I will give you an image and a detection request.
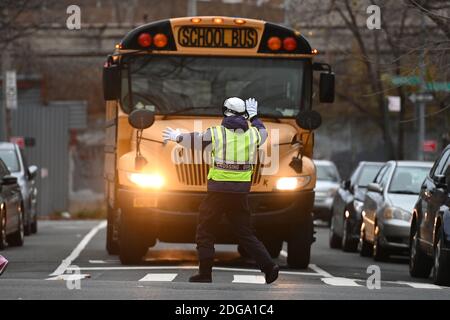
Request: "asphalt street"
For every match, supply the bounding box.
[0,220,449,300]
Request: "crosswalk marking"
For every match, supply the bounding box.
[232,275,266,284]
[396,281,442,289]
[321,277,362,287]
[139,273,178,282]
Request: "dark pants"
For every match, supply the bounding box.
[196,191,275,272]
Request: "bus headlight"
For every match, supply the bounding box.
[127,172,165,189]
[276,176,311,190]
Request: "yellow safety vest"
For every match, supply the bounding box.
[208,125,261,182]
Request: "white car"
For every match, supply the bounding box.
[313,160,341,224]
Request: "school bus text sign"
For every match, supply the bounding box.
[177,26,258,49]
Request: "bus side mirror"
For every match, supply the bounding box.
[128,109,155,129]
[295,110,322,130]
[103,64,121,100]
[319,72,335,103]
[313,62,335,103]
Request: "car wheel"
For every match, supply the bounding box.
[373,224,389,261]
[119,209,152,265]
[342,217,358,252]
[31,213,38,234]
[432,226,450,286]
[359,224,373,257]
[7,209,24,247]
[106,205,119,255]
[409,221,432,278]
[0,207,7,250]
[287,213,313,269]
[24,206,32,236]
[329,215,342,249]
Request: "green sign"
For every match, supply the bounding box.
[390,76,450,92]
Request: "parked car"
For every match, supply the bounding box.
[359,161,433,261]
[313,160,341,224]
[0,142,38,235]
[329,161,384,251]
[0,158,24,249]
[410,145,450,286]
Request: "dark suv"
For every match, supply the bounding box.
[409,144,450,286]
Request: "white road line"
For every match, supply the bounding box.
[280,250,332,277]
[309,264,333,278]
[321,277,362,287]
[233,275,266,284]
[396,281,442,289]
[49,220,107,276]
[89,259,120,264]
[139,273,178,282]
[46,274,91,281]
[66,265,322,276]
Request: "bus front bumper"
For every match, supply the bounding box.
[117,187,314,243]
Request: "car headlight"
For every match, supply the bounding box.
[127,172,165,189]
[276,176,311,191]
[353,200,364,213]
[383,207,411,221]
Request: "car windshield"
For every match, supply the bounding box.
[121,55,307,117]
[316,164,340,182]
[357,165,383,187]
[388,166,431,194]
[0,149,20,172]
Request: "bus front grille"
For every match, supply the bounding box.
[175,163,263,186]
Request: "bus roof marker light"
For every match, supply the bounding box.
[267,36,282,51]
[191,17,201,23]
[213,18,224,24]
[153,33,168,48]
[283,37,297,51]
[138,33,152,48]
[234,18,246,25]
[312,48,319,54]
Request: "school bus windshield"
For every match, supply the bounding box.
[121,55,307,118]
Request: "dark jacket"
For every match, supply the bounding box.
[177,116,267,193]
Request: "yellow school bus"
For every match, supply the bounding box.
[103,16,334,267]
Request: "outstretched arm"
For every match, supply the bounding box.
[162,127,212,151]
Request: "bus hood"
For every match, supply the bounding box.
[139,118,298,145]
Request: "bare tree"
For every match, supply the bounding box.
[289,0,448,159]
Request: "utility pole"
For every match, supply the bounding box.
[0,50,12,141]
[187,0,197,16]
[417,13,426,161]
[284,0,291,27]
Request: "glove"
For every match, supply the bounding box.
[162,127,181,143]
[245,98,258,119]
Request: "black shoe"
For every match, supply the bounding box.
[189,273,212,283]
[189,259,213,283]
[265,265,279,284]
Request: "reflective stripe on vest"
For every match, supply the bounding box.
[208,125,260,182]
